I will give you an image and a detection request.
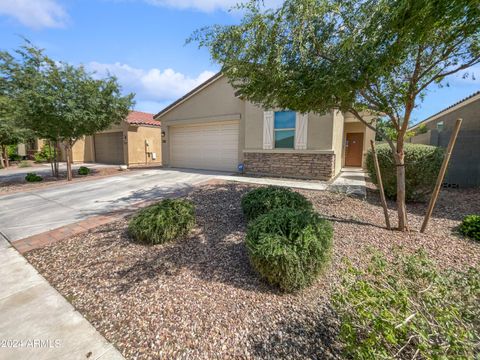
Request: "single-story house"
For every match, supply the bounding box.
[25,111,162,167]
[154,73,375,180]
[409,90,480,187]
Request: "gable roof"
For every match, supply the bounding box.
[153,72,224,119]
[126,111,161,127]
[410,90,480,130]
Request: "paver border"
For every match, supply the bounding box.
[10,179,220,254]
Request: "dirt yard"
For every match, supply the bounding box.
[25,182,480,359]
[0,166,124,195]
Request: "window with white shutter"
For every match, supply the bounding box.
[263,111,274,149]
[273,111,296,148]
[294,113,308,150]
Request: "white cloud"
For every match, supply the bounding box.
[0,0,68,29]
[144,0,283,12]
[146,0,238,12]
[88,62,216,112]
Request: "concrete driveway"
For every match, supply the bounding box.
[0,168,217,242]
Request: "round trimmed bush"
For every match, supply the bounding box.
[241,186,312,221]
[459,215,480,241]
[366,143,444,202]
[78,166,91,175]
[246,208,333,292]
[25,172,43,182]
[128,199,195,245]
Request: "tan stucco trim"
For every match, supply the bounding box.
[164,113,241,126]
[243,149,335,155]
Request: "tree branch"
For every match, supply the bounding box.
[415,57,480,96]
[348,107,396,153]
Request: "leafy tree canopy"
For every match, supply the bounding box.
[193,0,480,230]
[193,0,480,137]
[0,41,134,146]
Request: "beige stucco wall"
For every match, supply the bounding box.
[67,136,95,163]
[332,110,345,175]
[307,112,335,151]
[243,106,336,152]
[411,95,479,133]
[160,75,246,167]
[60,138,90,163]
[156,74,369,174]
[244,102,263,150]
[36,139,45,151]
[126,125,162,166]
[60,121,161,166]
[160,76,245,122]
[100,122,125,134]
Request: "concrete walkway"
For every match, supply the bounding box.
[0,237,124,360]
[218,174,329,191]
[328,168,367,198]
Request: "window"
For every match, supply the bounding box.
[437,121,444,131]
[274,111,295,148]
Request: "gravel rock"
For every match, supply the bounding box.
[26,182,480,359]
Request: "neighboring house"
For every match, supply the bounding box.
[154,73,375,180]
[25,111,162,167]
[409,90,480,187]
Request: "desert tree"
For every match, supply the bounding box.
[0,56,32,167]
[0,41,134,180]
[192,0,480,230]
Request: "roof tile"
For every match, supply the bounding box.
[126,111,161,127]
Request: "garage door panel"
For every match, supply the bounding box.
[170,122,239,172]
[94,132,124,165]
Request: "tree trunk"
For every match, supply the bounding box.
[54,142,59,177]
[48,141,55,177]
[1,145,9,168]
[395,141,408,231]
[65,143,73,181]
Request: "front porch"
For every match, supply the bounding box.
[341,113,376,170]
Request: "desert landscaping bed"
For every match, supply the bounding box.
[25,182,480,359]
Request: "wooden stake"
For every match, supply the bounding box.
[420,118,462,233]
[370,140,391,230]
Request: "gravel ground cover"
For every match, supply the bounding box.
[25,182,480,359]
[0,167,124,194]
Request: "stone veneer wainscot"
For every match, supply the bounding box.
[243,151,335,181]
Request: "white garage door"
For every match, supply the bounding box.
[170,121,239,172]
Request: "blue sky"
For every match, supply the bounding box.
[0,0,478,123]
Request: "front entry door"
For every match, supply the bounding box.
[345,132,364,167]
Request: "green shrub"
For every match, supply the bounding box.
[7,144,21,161]
[128,199,195,245]
[246,208,333,292]
[18,160,31,168]
[241,186,312,221]
[25,173,43,182]
[415,123,429,135]
[366,143,444,202]
[333,251,480,359]
[459,215,480,241]
[78,166,91,176]
[34,144,55,163]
